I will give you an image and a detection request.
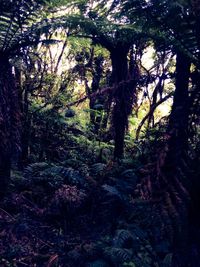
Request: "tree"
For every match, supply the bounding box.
[54,0,144,157]
[122,0,200,164]
[0,0,49,196]
[71,43,110,134]
[167,52,191,166]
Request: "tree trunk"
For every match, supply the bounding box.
[89,56,104,134]
[110,45,137,158]
[19,87,30,169]
[0,54,20,196]
[15,66,30,169]
[167,52,191,165]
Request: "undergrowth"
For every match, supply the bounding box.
[1,127,199,267]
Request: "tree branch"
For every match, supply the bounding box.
[65,78,137,108]
[136,93,173,140]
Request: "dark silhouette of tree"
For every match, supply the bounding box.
[167,52,191,167]
[0,0,48,196]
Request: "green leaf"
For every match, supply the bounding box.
[162,253,173,267]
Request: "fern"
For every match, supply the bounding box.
[161,253,173,267]
[130,225,147,240]
[101,172,138,203]
[113,230,135,248]
[85,259,110,267]
[0,0,47,53]
[104,247,133,263]
[121,169,137,179]
[115,177,138,195]
[23,163,87,189]
[41,166,86,187]
[91,163,106,176]
[102,184,124,200]
[23,162,49,178]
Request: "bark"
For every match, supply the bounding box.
[136,93,173,140]
[167,52,191,165]
[0,54,20,196]
[110,45,137,158]
[17,67,30,169]
[19,88,30,169]
[89,56,104,134]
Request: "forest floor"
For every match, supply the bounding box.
[0,160,200,267]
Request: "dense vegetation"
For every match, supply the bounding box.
[0,0,200,266]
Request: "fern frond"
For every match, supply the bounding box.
[24,162,49,178]
[85,259,110,267]
[113,229,135,248]
[23,163,87,189]
[104,247,133,263]
[102,184,124,200]
[162,253,173,267]
[0,0,47,53]
[91,163,106,175]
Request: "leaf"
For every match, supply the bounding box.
[93,104,104,110]
[24,162,49,178]
[113,229,134,248]
[123,262,136,267]
[47,254,58,267]
[162,253,173,267]
[130,225,148,239]
[91,163,106,175]
[85,259,110,267]
[102,184,123,200]
[104,247,133,263]
[121,169,138,180]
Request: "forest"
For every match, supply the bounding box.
[0,0,200,266]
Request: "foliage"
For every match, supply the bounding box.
[22,162,88,195]
[1,1,200,267]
